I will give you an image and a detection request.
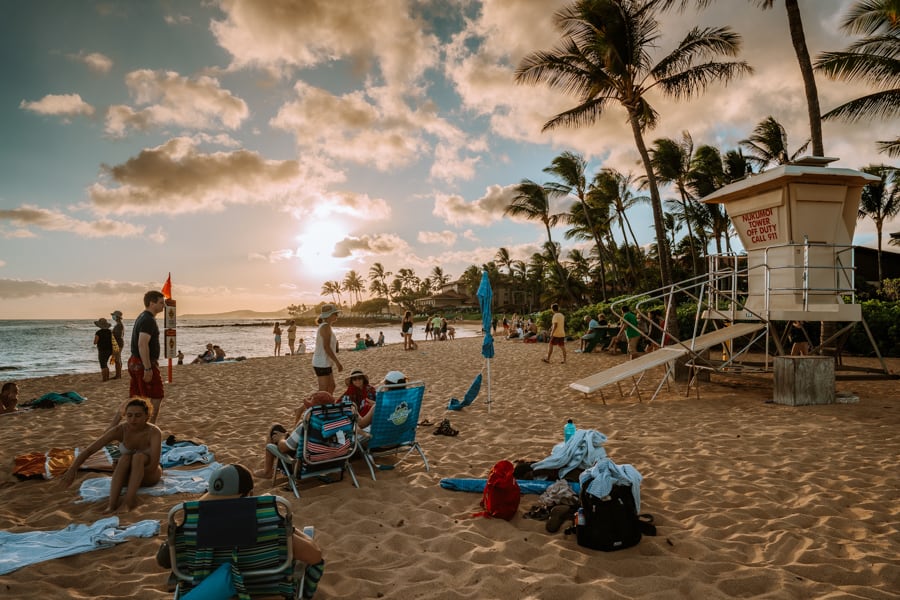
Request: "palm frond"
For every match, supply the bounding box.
[653,61,752,100]
[877,137,900,156]
[841,0,900,35]
[822,89,900,121]
[651,26,744,80]
[815,50,900,86]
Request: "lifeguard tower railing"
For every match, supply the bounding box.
[607,240,888,377]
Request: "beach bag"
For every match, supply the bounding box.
[474,460,520,520]
[574,482,654,551]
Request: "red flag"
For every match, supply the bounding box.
[161,273,172,299]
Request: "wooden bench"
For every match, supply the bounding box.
[569,347,687,403]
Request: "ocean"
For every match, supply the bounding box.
[0,319,478,382]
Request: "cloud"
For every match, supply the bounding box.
[164,14,192,25]
[0,278,169,300]
[417,230,457,246]
[332,234,410,258]
[19,94,95,118]
[67,51,114,74]
[0,205,149,239]
[210,0,438,88]
[432,184,519,226]
[88,137,307,215]
[105,70,249,136]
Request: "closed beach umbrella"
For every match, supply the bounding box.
[477,270,494,411]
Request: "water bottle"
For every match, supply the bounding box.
[564,419,576,442]
[576,507,585,527]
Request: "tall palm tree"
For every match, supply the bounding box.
[368,263,392,301]
[859,165,900,285]
[320,281,339,305]
[589,168,646,284]
[648,132,700,273]
[430,266,450,292]
[515,0,750,288]
[665,0,825,156]
[689,143,732,254]
[495,247,515,276]
[342,270,365,307]
[740,116,810,170]
[563,189,614,297]
[815,0,900,157]
[505,179,578,303]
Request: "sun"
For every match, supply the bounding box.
[295,219,350,281]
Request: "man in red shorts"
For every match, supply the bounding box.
[542,303,567,364]
[126,290,166,424]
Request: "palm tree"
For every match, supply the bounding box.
[505,179,578,303]
[589,168,646,284]
[740,116,810,170]
[515,0,750,288]
[689,143,732,254]
[320,281,339,305]
[815,0,900,157]
[495,248,515,276]
[648,132,700,273]
[368,262,392,302]
[342,270,365,307]
[562,189,614,297]
[665,0,825,156]
[430,266,450,293]
[859,165,900,285]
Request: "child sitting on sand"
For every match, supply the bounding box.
[59,397,162,512]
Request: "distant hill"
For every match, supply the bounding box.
[180,308,292,320]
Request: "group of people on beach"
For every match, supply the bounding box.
[91,310,125,381]
[273,319,305,356]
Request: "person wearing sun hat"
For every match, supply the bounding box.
[340,369,377,427]
[159,464,326,598]
[110,310,125,379]
[92,317,114,381]
[312,304,343,394]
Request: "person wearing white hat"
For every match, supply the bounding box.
[312,304,343,394]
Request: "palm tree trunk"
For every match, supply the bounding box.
[785,0,824,157]
[677,185,699,274]
[876,220,884,285]
[628,110,674,287]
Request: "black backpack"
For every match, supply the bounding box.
[574,481,656,551]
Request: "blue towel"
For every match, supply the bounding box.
[579,458,643,512]
[0,517,159,575]
[447,374,482,411]
[531,429,608,478]
[440,477,580,495]
[78,462,221,502]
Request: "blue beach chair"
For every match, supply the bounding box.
[362,381,429,480]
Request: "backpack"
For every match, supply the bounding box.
[574,481,655,551]
[474,460,521,520]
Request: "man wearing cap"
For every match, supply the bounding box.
[92,317,114,381]
[110,310,125,379]
[312,304,343,394]
[161,464,325,598]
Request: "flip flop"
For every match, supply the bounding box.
[418,418,435,427]
[433,419,459,436]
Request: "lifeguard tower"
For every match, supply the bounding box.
[569,158,891,405]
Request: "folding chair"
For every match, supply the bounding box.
[362,381,429,480]
[266,401,361,498]
[167,495,307,599]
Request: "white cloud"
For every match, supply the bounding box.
[164,14,192,25]
[417,230,458,246]
[332,234,410,258]
[0,205,148,239]
[105,70,249,136]
[432,184,519,226]
[19,94,95,118]
[67,51,114,74]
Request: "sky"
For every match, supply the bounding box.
[0,0,896,319]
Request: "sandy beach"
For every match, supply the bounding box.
[1,336,898,599]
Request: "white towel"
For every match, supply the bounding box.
[0,517,159,575]
[78,462,221,502]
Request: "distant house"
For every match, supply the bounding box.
[414,277,536,313]
[854,245,900,284]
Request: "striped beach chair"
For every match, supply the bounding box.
[167,495,304,599]
[362,381,429,480]
[266,401,361,498]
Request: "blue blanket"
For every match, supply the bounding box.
[440,478,580,495]
[20,391,86,408]
[0,517,159,575]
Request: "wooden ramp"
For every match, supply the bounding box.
[569,347,687,403]
[679,322,766,353]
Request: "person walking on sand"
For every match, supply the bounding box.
[312,304,343,394]
[93,317,114,382]
[110,310,125,379]
[123,290,166,425]
[273,322,282,356]
[287,319,297,355]
[542,303,567,364]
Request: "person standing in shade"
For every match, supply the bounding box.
[125,290,166,424]
[287,319,297,355]
[110,310,125,379]
[542,303,567,364]
[312,304,343,394]
[93,317,114,381]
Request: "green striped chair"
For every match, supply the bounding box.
[167,495,303,599]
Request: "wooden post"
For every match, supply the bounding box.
[773,356,834,406]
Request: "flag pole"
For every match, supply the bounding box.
[162,273,174,383]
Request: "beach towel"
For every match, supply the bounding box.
[531,429,608,478]
[447,373,482,411]
[439,478,580,495]
[0,517,159,575]
[20,391,86,409]
[78,462,222,503]
[160,441,214,468]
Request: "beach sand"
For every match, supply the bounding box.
[1,336,898,599]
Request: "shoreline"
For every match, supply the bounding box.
[2,338,898,598]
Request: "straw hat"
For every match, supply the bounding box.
[94,318,111,329]
[345,369,370,387]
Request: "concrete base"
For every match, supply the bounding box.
[773,356,835,406]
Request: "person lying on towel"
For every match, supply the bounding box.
[59,398,162,512]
